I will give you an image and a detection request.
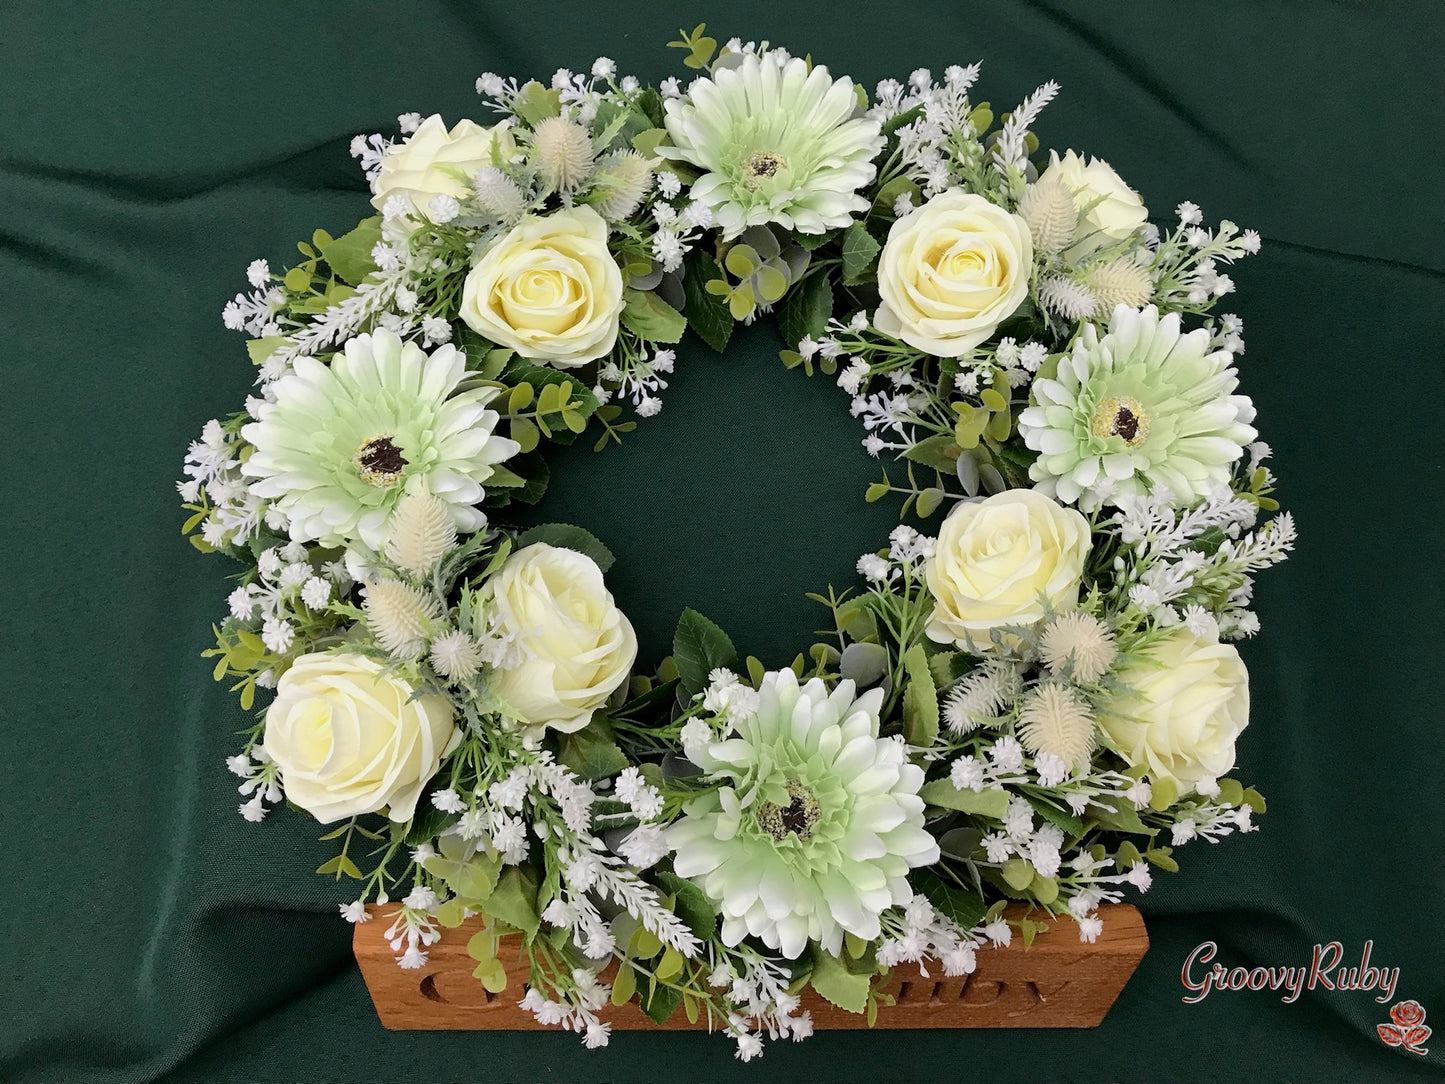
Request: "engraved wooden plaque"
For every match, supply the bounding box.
[354,902,1147,1030]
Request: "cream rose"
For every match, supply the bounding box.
[459,206,624,368]
[1040,149,1149,258]
[371,114,514,220]
[480,543,637,733]
[874,189,1033,357]
[925,489,1091,650]
[260,652,459,824]
[1098,629,1249,790]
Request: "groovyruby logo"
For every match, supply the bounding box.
[1378,1001,1431,1057]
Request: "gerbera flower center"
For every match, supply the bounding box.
[756,778,820,841]
[741,150,786,190]
[355,435,409,486]
[1090,396,1150,447]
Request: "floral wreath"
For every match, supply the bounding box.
[180,27,1293,1059]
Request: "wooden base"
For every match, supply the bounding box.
[354,903,1147,1030]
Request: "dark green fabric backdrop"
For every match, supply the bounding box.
[3,2,1442,1081]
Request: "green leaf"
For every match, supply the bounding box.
[655,871,717,938]
[423,850,501,901]
[500,361,600,421]
[916,487,945,518]
[245,336,285,366]
[631,126,669,157]
[777,272,833,350]
[509,416,540,454]
[1242,786,1267,814]
[795,228,840,251]
[682,256,734,353]
[904,433,960,472]
[318,217,381,286]
[672,608,739,695]
[483,867,539,936]
[873,175,921,215]
[840,222,882,285]
[919,780,1010,819]
[315,854,362,880]
[556,724,630,782]
[466,929,498,962]
[1089,796,1155,836]
[1001,857,1035,891]
[808,947,870,1014]
[1029,799,1085,840]
[1149,775,1180,811]
[405,801,460,847]
[1145,846,1180,873]
[639,979,685,1025]
[486,464,527,488]
[516,523,614,572]
[864,482,889,503]
[513,81,562,125]
[655,946,684,981]
[912,869,987,930]
[610,963,637,1005]
[900,643,939,747]
[473,956,508,993]
[621,287,687,343]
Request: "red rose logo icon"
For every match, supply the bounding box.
[1379,1001,1430,1056]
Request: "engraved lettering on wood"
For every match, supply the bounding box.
[354,902,1147,1030]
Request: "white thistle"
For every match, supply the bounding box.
[474,167,528,222]
[1037,273,1099,320]
[1083,258,1155,313]
[588,151,654,221]
[384,490,458,576]
[429,629,485,682]
[1018,175,1077,255]
[362,578,439,658]
[1016,684,1096,765]
[532,117,595,192]
[1039,612,1117,682]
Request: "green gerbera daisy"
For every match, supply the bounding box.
[660,52,884,238]
[1018,304,1257,510]
[242,329,518,550]
[668,668,939,959]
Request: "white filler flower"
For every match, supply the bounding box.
[660,53,883,237]
[242,329,519,550]
[1018,304,1257,509]
[669,669,939,959]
